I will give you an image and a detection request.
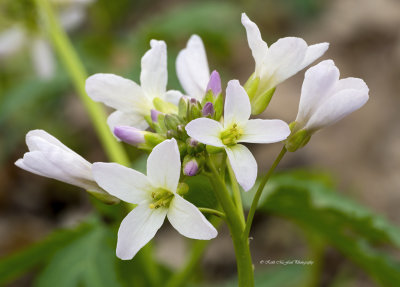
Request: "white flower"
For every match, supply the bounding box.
[15,130,118,204]
[185,80,290,191]
[0,0,93,79]
[176,35,210,101]
[241,13,329,99]
[92,139,217,260]
[295,60,369,132]
[0,26,26,58]
[86,40,183,132]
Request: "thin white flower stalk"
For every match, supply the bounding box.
[92,139,217,260]
[241,13,329,114]
[0,0,93,79]
[86,40,184,133]
[176,35,211,101]
[15,130,119,204]
[186,80,290,191]
[286,60,369,151]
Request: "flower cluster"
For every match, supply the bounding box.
[16,13,369,260]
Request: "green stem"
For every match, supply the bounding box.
[166,217,222,287]
[35,0,129,166]
[220,152,227,178]
[198,208,226,219]
[303,231,325,287]
[243,146,287,240]
[205,154,254,287]
[227,159,245,228]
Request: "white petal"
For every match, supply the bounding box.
[16,149,97,191]
[296,60,339,125]
[224,80,251,127]
[241,119,290,143]
[167,194,217,240]
[117,204,167,260]
[300,42,329,71]
[165,90,184,106]
[185,118,224,147]
[26,130,73,153]
[261,37,308,88]
[92,162,151,204]
[31,38,55,79]
[241,13,268,75]
[147,139,181,192]
[176,35,210,101]
[0,26,25,57]
[333,77,369,95]
[24,135,90,172]
[85,73,149,113]
[15,158,47,177]
[305,89,369,131]
[140,40,167,99]
[107,111,148,135]
[225,144,257,191]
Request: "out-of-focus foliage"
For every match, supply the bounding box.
[0,219,95,285]
[245,171,400,286]
[3,169,400,286]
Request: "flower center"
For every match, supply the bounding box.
[149,188,174,209]
[220,123,243,146]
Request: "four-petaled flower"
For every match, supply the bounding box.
[241,13,329,114]
[295,60,369,132]
[86,40,183,132]
[185,80,290,191]
[15,130,118,204]
[92,139,217,260]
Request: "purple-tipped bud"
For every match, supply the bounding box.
[190,97,198,104]
[183,160,199,176]
[114,126,144,146]
[202,102,215,117]
[206,70,222,95]
[151,109,162,122]
[188,138,198,147]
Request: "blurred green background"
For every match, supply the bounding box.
[1,0,400,286]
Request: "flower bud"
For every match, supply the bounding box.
[188,138,198,147]
[213,92,223,121]
[178,96,190,119]
[114,126,145,146]
[114,126,165,150]
[186,137,204,155]
[206,70,222,96]
[189,98,202,120]
[151,109,163,123]
[183,159,199,176]
[164,114,183,131]
[202,102,215,117]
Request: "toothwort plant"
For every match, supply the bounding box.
[16,12,369,287]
